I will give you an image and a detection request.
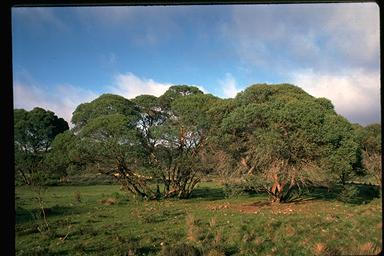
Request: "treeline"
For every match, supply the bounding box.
[14,84,381,202]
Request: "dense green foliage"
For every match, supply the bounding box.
[14,107,69,184]
[45,131,84,178]
[14,108,69,153]
[15,83,379,203]
[71,94,153,197]
[71,94,139,132]
[158,85,204,110]
[354,123,382,187]
[210,84,360,202]
[69,86,216,199]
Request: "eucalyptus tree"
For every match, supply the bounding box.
[14,107,69,230]
[132,85,219,198]
[71,93,139,132]
[158,85,204,111]
[131,94,166,156]
[14,107,69,184]
[153,92,220,198]
[71,94,155,198]
[71,88,217,199]
[45,130,85,179]
[204,98,238,180]
[216,84,360,203]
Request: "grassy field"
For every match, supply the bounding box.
[15,182,382,255]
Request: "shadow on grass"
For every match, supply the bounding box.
[220,182,381,206]
[140,208,186,224]
[135,246,159,255]
[189,187,226,201]
[188,182,380,205]
[16,204,83,224]
[305,183,380,205]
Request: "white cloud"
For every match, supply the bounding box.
[218,73,240,98]
[289,69,380,125]
[221,3,380,125]
[109,72,172,99]
[224,3,379,73]
[195,85,209,94]
[324,3,380,67]
[110,72,209,99]
[13,82,98,126]
[13,72,210,127]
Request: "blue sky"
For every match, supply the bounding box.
[12,3,380,126]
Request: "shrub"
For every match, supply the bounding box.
[223,183,246,198]
[61,173,118,186]
[338,184,380,204]
[337,185,360,204]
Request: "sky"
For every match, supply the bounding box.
[12,3,380,126]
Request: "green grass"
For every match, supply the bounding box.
[15,182,382,255]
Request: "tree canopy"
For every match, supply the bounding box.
[14,107,69,154]
[354,123,381,187]
[211,84,360,202]
[71,94,139,132]
[14,107,69,184]
[15,83,372,203]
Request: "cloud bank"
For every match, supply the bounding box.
[218,73,241,98]
[109,72,172,99]
[14,72,209,126]
[224,3,379,73]
[14,82,98,126]
[109,72,209,99]
[222,3,380,124]
[13,72,173,125]
[12,4,380,125]
[289,69,380,125]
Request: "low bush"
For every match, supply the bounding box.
[59,173,118,186]
[223,182,247,198]
[338,184,380,204]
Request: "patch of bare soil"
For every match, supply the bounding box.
[230,201,270,214]
[100,197,117,205]
[210,199,319,215]
[207,201,271,214]
[208,203,231,211]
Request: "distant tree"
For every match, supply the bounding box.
[14,108,69,154]
[355,123,381,187]
[14,107,69,184]
[216,84,359,203]
[14,107,68,231]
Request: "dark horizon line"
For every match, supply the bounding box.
[10,0,378,8]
